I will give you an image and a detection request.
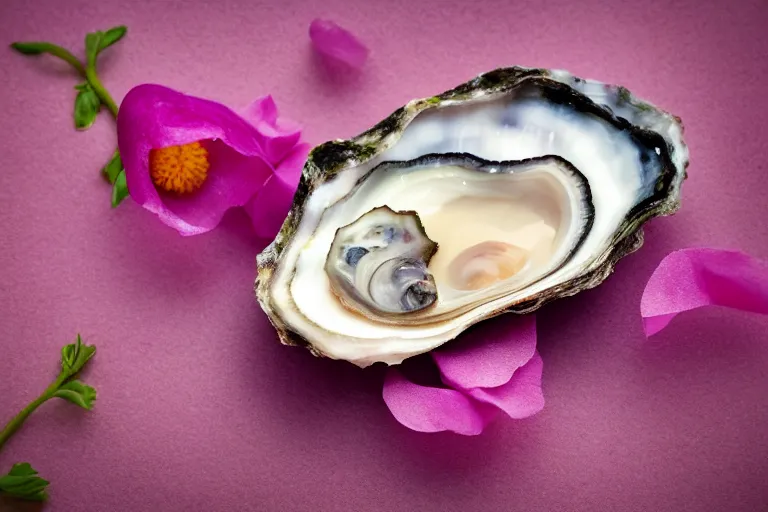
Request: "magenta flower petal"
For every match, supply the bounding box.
[467,353,545,419]
[382,367,495,436]
[117,84,276,235]
[244,95,279,125]
[641,247,768,336]
[432,315,537,389]
[242,95,302,165]
[161,140,273,233]
[244,143,310,240]
[309,19,369,69]
[383,314,544,435]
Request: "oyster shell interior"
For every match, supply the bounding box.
[321,154,593,325]
[256,68,689,367]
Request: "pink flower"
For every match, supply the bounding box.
[383,315,544,435]
[117,84,308,237]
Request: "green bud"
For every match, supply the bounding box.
[73,82,101,130]
[111,170,129,208]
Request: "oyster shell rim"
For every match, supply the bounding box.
[254,66,689,363]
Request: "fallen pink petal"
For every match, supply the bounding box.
[382,315,544,435]
[309,19,369,68]
[432,315,537,389]
[641,247,768,336]
[467,353,545,419]
[382,369,494,436]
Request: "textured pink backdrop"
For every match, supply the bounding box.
[1,0,768,510]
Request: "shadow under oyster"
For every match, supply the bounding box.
[255,66,689,368]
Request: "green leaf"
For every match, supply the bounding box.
[99,26,127,51]
[111,170,129,208]
[84,31,103,65]
[60,334,96,379]
[54,380,97,410]
[73,82,101,130]
[9,42,47,55]
[102,150,123,184]
[0,463,49,501]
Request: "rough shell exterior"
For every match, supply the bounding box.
[255,66,689,360]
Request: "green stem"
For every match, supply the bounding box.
[12,42,86,76]
[85,66,118,119]
[12,41,119,120]
[0,373,66,453]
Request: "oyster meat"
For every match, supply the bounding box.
[256,67,689,367]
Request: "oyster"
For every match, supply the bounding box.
[256,67,689,368]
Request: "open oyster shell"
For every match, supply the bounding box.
[256,67,689,368]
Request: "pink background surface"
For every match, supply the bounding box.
[1,0,768,510]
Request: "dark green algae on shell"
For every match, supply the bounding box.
[254,66,690,359]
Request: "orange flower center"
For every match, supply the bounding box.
[149,142,210,194]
